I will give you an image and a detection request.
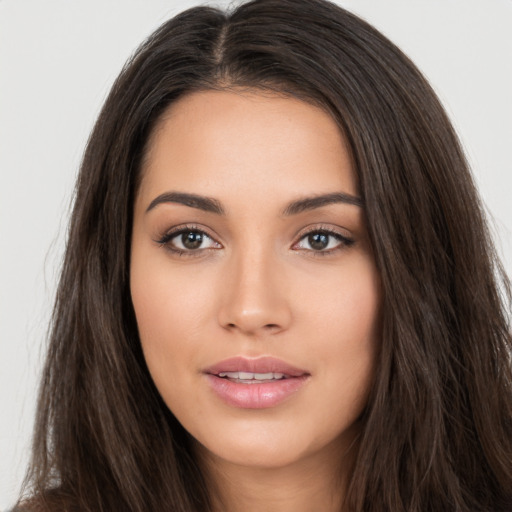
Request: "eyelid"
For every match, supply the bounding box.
[292,224,355,253]
[153,222,354,257]
[154,224,222,255]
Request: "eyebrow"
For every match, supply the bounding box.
[282,192,363,215]
[145,190,363,215]
[146,192,225,215]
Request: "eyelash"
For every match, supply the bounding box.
[155,224,354,257]
[155,224,220,257]
[293,227,355,256]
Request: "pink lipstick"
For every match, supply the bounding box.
[204,356,310,409]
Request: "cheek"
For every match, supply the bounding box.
[131,247,216,329]
[309,257,380,404]
[305,254,381,343]
[129,252,215,385]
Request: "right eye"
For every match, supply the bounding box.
[157,227,221,254]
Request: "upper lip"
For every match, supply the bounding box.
[205,356,309,378]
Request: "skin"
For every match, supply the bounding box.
[130,89,381,512]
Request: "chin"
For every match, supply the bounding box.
[199,437,312,470]
[189,415,360,472]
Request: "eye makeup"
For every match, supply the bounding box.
[154,222,355,258]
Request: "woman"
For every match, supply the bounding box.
[16,0,512,510]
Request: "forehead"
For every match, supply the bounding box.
[138,89,357,208]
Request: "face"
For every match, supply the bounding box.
[130,90,380,472]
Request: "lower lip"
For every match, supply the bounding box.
[205,374,309,409]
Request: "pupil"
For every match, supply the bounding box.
[182,231,203,249]
[309,233,328,250]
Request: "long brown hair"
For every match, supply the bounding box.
[19,0,512,510]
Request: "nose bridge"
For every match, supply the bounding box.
[218,240,291,335]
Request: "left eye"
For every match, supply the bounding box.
[295,231,352,252]
[167,230,219,251]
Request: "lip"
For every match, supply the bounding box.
[205,356,308,377]
[204,356,310,409]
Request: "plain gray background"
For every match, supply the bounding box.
[1,0,511,507]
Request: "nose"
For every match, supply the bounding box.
[217,248,292,337]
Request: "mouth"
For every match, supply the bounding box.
[216,371,288,383]
[204,356,310,409]
[205,356,309,378]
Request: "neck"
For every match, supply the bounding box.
[196,435,358,512]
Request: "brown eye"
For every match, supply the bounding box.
[308,233,329,250]
[294,230,354,253]
[170,230,218,251]
[157,227,221,254]
[181,231,204,250]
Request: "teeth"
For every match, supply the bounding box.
[218,371,239,379]
[218,371,285,380]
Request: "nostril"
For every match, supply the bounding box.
[224,322,281,333]
[218,300,292,335]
